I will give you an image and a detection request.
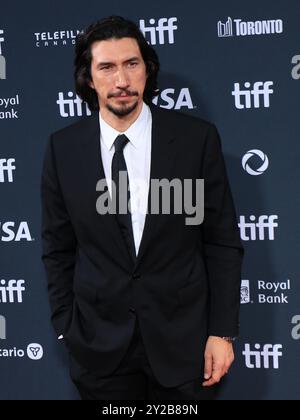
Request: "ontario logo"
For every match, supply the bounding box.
[0,343,44,360]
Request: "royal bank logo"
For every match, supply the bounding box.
[152,88,195,109]
[241,278,291,305]
[34,29,82,47]
[57,91,92,118]
[257,279,291,304]
[239,215,278,241]
[241,280,250,304]
[242,150,269,176]
[291,315,300,340]
[291,55,300,80]
[243,344,283,369]
[139,17,178,45]
[218,17,283,38]
[0,315,6,340]
[0,94,20,119]
[0,29,6,79]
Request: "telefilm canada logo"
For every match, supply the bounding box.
[0,29,6,79]
[218,17,283,38]
[34,29,82,47]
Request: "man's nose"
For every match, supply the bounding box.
[115,67,129,88]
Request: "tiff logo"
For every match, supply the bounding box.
[0,29,6,80]
[0,159,16,182]
[0,279,25,303]
[243,344,283,369]
[239,215,278,241]
[218,17,233,37]
[232,81,274,109]
[57,91,91,117]
[139,17,178,45]
[0,315,6,339]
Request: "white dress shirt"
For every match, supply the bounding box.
[99,102,152,256]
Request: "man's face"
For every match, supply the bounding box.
[89,37,148,117]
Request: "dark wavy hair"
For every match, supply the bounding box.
[74,16,160,111]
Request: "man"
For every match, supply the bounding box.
[41,16,244,400]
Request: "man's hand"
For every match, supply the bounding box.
[202,336,235,387]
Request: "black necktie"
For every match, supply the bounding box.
[111,134,136,261]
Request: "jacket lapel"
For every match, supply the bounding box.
[84,112,134,266]
[134,105,176,269]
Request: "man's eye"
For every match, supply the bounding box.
[128,62,138,67]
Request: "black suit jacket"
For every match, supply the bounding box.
[41,105,244,388]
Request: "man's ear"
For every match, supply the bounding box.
[89,80,95,90]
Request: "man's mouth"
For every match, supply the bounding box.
[111,91,137,99]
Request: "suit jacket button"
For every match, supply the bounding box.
[129,307,136,313]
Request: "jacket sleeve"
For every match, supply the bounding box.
[201,124,244,337]
[41,135,77,337]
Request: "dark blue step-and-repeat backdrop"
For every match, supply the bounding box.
[1,0,299,400]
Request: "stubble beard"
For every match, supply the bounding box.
[106,99,139,117]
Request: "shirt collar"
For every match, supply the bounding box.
[99,102,150,151]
